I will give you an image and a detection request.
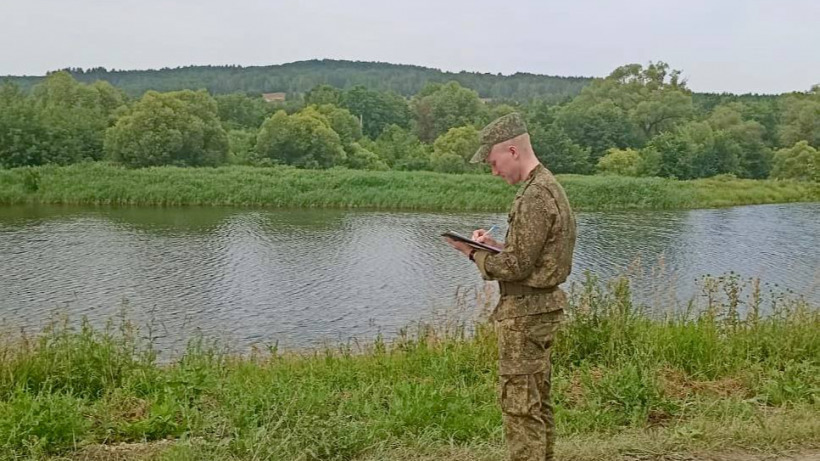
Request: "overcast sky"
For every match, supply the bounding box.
[1,0,817,94]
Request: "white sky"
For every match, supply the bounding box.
[1,0,817,94]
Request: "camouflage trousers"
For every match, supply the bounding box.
[496,309,564,461]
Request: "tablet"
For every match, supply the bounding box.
[441,231,502,254]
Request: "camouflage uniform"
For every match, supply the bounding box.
[470,113,577,461]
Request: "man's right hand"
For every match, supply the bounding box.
[472,229,501,248]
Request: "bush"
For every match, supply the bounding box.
[771,141,819,181]
[345,143,389,170]
[597,148,642,176]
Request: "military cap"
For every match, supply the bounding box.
[470,112,529,163]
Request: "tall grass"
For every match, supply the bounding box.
[0,164,817,211]
[0,275,817,459]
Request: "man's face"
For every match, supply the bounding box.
[486,144,518,184]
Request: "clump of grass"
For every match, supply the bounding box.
[0,163,817,211]
[0,274,817,459]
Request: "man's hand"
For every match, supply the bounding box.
[444,237,473,258]
[472,229,501,248]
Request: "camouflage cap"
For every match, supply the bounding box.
[470,112,528,163]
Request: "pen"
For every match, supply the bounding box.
[485,225,497,236]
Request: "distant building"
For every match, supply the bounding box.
[479,97,494,104]
[262,92,286,102]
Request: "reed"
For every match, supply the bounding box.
[0,164,817,211]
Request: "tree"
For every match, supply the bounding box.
[105,90,229,167]
[412,81,487,143]
[0,82,48,168]
[485,103,519,124]
[528,122,592,174]
[31,71,125,163]
[340,86,412,139]
[778,88,820,148]
[300,104,362,146]
[646,121,741,179]
[226,129,258,165]
[708,103,772,178]
[557,62,693,159]
[345,142,389,170]
[430,125,480,173]
[215,93,271,130]
[305,84,342,106]
[771,141,818,181]
[255,110,346,168]
[645,131,698,179]
[557,100,638,162]
[371,125,431,170]
[597,148,642,176]
[432,125,480,162]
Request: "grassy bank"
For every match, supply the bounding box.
[0,163,817,211]
[1,275,818,460]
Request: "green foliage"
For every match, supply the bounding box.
[3,61,819,178]
[1,163,817,211]
[432,125,480,166]
[0,73,127,168]
[104,90,229,167]
[558,100,641,162]
[644,121,746,179]
[0,275,816,457]
[558,62,693,160]
[429,152,467,174]
[771,141,819,181]
[412,81,487,143]
[340,85,412,138]
[778,88,820,148]
[255,110,346,168]
[344,142,389,170]
[0,82,49,168]
[430,125,487,174]
[370,125,431,170]
[0,391,90,455]
[300,104,363,145]
[304,84,342,106]
[5,60,590,102]
[226,129,258,165]
[32,72,126,163]
[530,122,593,174]
[214,93,272,130]
[708,103,773,178]
[597,148,642,176]
[486,103,520,123]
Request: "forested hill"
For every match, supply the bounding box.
[3,59,592,102]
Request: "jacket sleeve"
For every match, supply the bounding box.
[474,188,555,281]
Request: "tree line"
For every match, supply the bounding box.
[1,61,818,181]
[5,59,589,103]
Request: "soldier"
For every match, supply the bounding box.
[444,112,576,461]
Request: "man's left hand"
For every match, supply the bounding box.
[444,237,473,258]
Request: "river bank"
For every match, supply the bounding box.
[2,275,818,459]
[1,163,817,211]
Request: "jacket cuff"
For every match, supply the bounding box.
[473,250,493,280]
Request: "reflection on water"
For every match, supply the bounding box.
[1,203,818,351]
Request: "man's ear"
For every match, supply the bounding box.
[509,145,518,158]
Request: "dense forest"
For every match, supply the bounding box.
[3,59,590,103]
[1,60,817,181]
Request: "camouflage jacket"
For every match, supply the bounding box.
[474,164,577,319]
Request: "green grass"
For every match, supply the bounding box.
[0,274,817,460]
[0,163,817,211]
